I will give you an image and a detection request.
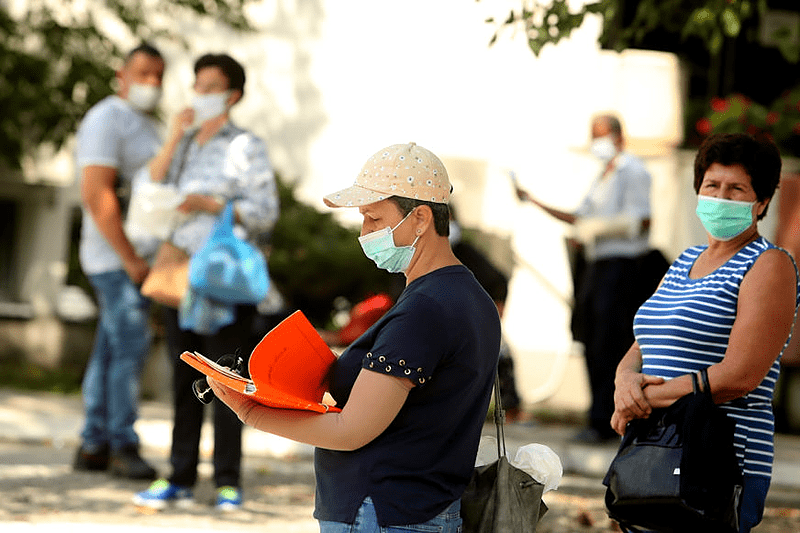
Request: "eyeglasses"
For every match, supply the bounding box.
[192,353,245,404]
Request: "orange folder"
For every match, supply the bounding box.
[180,310,341,413]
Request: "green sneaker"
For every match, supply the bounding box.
[216,485,242,511]
[133,479,193,510]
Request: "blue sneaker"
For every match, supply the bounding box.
[133,479,193,510]
[216,486,242,511]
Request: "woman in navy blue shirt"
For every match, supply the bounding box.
[210,142,501,532]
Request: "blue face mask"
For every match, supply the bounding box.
[358,211,419,273]
[695,195,756,241]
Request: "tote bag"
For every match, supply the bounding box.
[461,374,547,533]
[141,241,190,308]
[189,202,269,304]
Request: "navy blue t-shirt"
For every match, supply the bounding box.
[313,265,501,526]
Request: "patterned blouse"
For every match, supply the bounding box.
[167,121,279,255]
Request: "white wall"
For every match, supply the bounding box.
[297,2,692,412]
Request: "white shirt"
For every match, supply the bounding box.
[575,152,652,260]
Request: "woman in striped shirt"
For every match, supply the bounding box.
[611,133,800,532]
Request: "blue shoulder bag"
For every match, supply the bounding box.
[189,202,269,304]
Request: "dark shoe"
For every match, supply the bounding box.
[74,443,110,471]
[569,427,619,445]
[109,445,157,480]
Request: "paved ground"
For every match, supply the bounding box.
[2,389,800,532]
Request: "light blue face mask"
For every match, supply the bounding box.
[695,195,756,241]
[358,211,419,273]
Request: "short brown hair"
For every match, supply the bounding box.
[194,53,246,96]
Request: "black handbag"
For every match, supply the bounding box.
[603,368,743,533]
[461,374,548,532]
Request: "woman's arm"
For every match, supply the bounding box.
[706,248,796,403]
[208,368,413,451]
[148,108,194,183]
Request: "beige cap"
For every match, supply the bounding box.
[323,142,451,207]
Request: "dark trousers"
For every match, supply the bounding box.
[163,305,258,488]
[575,258,638,438]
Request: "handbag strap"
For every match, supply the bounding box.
[697,367,716,403]
[700,367,712,397]
[159,130,199,244]
[492,370,507,459]
[168,130,199,187]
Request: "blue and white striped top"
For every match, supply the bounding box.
[634,236,799,479]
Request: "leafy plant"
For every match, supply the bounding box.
[484,0,774,59]
[696,88,800,157]
[267,177,397,327]
[0,0,254,172]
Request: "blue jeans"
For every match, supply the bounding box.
[740,475,770,533]
[80,270,151,451]
[319,497,462,533]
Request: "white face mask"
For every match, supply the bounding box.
[590,135,617,161]
[192,91,231,123]
[127,83,162,112]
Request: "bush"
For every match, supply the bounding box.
[267,177,397,327]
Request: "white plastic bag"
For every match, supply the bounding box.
[125,180,187,241]
[511,443,563,493]
[474,435,499,468]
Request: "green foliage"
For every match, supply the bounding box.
[487,0,610,56]
[268,177,397,326]
[0,0,254,171]
[485,0,781,61]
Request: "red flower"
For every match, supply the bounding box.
[696,118,713,135]
[729,94,751,109]
[746,124,759,135]
[710,97,729,112]
[767,112,780,125]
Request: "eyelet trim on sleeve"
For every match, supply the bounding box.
[365,352,430,385]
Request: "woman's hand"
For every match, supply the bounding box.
[168,108,194,142]
[610,410,631,436]
[207,377,263,425]
[611,371,664,435]
[178,194,223,215]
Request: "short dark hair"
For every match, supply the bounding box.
[389,197,450,237]
[593,114,623,137]
[126,43,163,63]
[194,53,246,96]
[693,133,782,220]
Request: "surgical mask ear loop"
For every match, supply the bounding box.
[391,209,415,233]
